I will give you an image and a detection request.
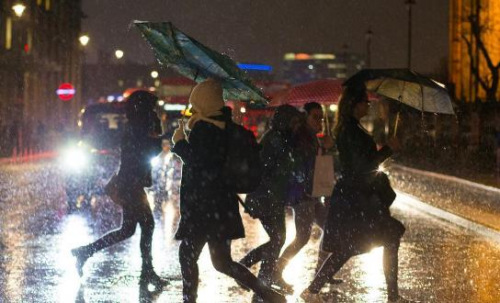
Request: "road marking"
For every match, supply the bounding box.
[395,191,500,244]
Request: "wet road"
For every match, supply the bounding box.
[1,161,499,303]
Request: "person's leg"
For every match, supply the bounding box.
[307,248,352,294]
[239,214,285,270]
[255,214,286,283]
[134,190,156,269]
[72,202,138,276]
[208,240,285,303]
[179,237,206,303]
[384,237,401,301]
[276,201,315,272]
[132,189,169,288]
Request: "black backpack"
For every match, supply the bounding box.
[223,121,263,193]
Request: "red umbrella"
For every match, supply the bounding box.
[268,78,379,107]
[268,79,344,107]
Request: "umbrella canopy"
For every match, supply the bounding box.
[345,68,454,115]
[134,21,268,106]
[269,79,344,107]
[269,78,378,107]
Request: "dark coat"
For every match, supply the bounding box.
[286,124,319,205]
[118,127,162,187]
[172,108,244,241]
[244,127,295,219]
[322,117,405,254]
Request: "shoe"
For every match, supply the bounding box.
[140,270,170,291]
[300,288,323,303]
[272,276,294,295]
[71,247,91,277]
[258,287,287,303]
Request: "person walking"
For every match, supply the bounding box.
[272,102,336,293]
[300,83,409,302]
[171,79,286,303]
[71,91,169,290]
[239,104,302,289]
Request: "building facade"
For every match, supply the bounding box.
[449,0,500,102]
[280,52,365,84]
[0,0,83,156]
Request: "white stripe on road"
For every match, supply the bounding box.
[392,164,500,195]
[395,191,500,244]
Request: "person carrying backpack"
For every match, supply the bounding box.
[171,78,286,303]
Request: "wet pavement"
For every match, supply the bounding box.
[389,163,500,231]
[1,161,499,303]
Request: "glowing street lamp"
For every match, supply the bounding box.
[115,49,124,59]
[151,70,159,79]
[12,3,26,17]
[79,34,90,47]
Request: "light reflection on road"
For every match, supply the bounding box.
[0,163,499,302]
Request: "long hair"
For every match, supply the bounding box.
[333,82,367,137]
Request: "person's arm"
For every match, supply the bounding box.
[340,127,392,175]
[172,123,225,166]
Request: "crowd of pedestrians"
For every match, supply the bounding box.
[71,78,410,303]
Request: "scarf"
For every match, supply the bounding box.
[187,111,226,130]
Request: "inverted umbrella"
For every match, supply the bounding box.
[134,21,268,106]
[344,68,454,115]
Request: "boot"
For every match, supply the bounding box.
[271,275,294,295]
[257,287,287,303]
[71,246,93,277]
[140,260,170,291]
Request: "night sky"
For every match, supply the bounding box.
[82,0,448,75]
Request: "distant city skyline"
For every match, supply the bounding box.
[82,0,448,75]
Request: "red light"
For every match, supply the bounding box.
[24,44,29,53]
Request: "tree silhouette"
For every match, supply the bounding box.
[462,3,500,102]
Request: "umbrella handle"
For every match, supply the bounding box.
[393,111,400,137]
[322,105,331,136]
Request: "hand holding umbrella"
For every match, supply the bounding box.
[172,119,186,144]
[345,68,455,136]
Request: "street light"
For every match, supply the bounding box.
[79,34,90,47]
[151,70,159,79]
[115,49,124,59]
[12,3,26,18]
[365,28,374,68]
[405,0,416,69]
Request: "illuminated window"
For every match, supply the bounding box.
[6,17,12,50]
[37,0,42,5]
[45,0,51,10]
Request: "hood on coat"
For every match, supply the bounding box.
[271,104,302,133]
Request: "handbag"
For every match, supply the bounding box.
[311,150,335,197]
[372,172,396,208]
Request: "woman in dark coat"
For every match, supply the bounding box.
[239,104,302,286]
[301,83,408,303]
[71,91,168,289]
[171,79,285,303]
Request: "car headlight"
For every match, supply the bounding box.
[60,147,89,171]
